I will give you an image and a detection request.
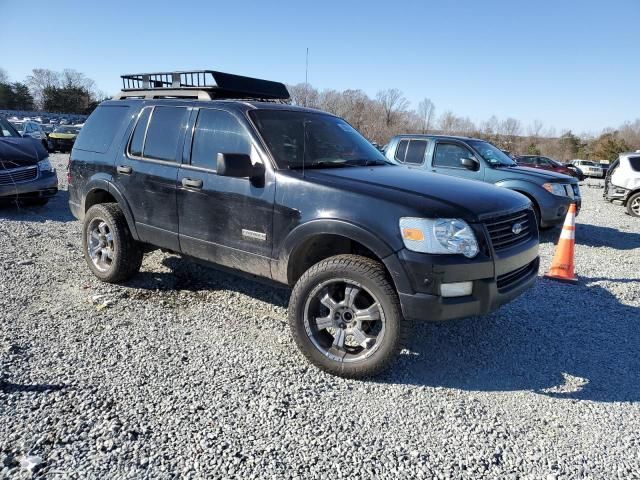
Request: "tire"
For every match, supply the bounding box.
[627,192,640,218]
[288,254,404,378]
[82,203,143,283]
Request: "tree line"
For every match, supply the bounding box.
[0,67,107,114]
[288,82,640,161]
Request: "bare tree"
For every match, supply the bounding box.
[26,68,60,109]
[376,88,409,127]
[438,111,458,134]
[288,82,319,108]
[417,98,435,134]
[527,119,544,139]
[499,117,522,149]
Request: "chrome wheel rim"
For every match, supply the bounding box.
[631,197,640,216]
[303,278,386,363]
[87,218,114,272]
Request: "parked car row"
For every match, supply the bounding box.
[7,118,82,153]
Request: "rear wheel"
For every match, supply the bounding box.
[288,255,404,378]
[627,192,640,217]
[82,203,143,283]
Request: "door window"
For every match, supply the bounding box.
[142,106,189,162]
[190,109,251,169]
[395,140,409,162]
[433,143,473,168]
[404,140,428,165]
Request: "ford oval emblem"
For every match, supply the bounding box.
[512,222,524,235]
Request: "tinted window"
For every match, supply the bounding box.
[0,118,19,137]
[395,140,409,162]
[129,108,151,157]
[191,109,251,169]
[404,140,427,165]
[74,105,130,153]
[629,156,640,172]
[143,106,189,161]
[433,143,472,168]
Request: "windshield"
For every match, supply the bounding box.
[467,140,517,166]
[250,110,390,169]
[0,118,21,137]
[54,126,80,134]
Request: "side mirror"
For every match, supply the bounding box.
[217,153,264,179]
[460,157,480,171]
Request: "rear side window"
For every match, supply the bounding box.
[404,140,428,165]
[433,143,472,168]
[629,157,640,172]
[190,109,251,169]
[74,105,130,153]
[129,107,151,157]
[395,140,408,162]
[143,106,189,162]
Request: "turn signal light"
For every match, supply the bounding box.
[402,228,425,241]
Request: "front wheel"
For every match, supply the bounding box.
[288,255,404,378]
[627,192,640,217]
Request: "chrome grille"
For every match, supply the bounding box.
[485,209,533,251]
[0,165,38,186]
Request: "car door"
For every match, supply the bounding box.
[430,141,484,181]
[113,105,189,251]
[176,107,275,278]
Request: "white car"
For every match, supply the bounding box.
[604,152,640,217]
[570,160,604,178]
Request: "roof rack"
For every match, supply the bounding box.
[114,70,290,101]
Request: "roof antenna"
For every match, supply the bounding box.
[302,47,309,177]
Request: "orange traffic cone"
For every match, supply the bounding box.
[544,203,578,283]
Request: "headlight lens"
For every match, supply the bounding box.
[37,157,54,172]
[399,218,479,258]
[542,182,569,196]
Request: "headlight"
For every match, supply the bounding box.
[37,157,54,172]
[542,182,569,196]
[399,217,479,258]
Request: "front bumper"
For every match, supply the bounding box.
[385,238,539,322]
[538,193,581,228]
[0,170,58,199]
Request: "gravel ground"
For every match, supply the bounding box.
[1,154,639,479]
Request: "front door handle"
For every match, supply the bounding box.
[117,165,132,174]
[182,177,203,189]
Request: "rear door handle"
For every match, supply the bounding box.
[117,165,132,174]
[182,177,203,189]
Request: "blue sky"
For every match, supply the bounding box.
[2,0,639,133]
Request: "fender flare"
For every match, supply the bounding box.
[83,178,140,241]
[274,219,397,285]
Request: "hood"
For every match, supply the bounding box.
[0,137,49,167]
[300,165,531,222]
[494,165,576,183]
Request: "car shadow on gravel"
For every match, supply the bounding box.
[384,278,640,403]
[0,381,65,394]
[122,255,290,308]
[0,190,75,223]
[537,223,640,250]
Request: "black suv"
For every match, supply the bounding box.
[385,135,581,229]
[69,70,539,378]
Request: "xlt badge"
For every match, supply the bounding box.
[242,229,267,241]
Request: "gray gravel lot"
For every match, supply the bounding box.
[1,154,639,479]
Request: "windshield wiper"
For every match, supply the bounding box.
[289,161,352,170]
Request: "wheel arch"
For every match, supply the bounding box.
[275,220,397,287]
[83,180,140,240]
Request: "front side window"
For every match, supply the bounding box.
[433,143,473,168]
[143,106,189,162]
[250,110,390,169]
[467,140,516,166]
[191,109,251,169]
